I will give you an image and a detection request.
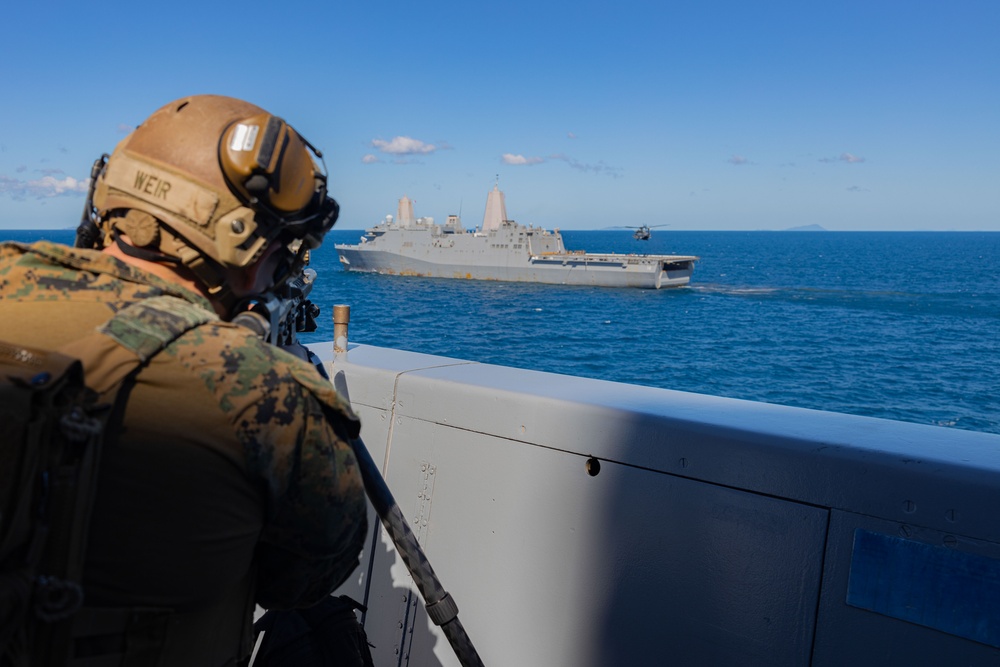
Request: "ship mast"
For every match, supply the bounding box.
[397,195,415,226]
[481,179,507,232]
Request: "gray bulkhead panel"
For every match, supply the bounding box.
[375,419,828,666]
[315,342,1000,667]
[812,511,1000,665]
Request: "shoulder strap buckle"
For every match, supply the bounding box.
[33,575,84,622]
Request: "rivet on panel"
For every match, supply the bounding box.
[945,509,958,523]
[902,500,916,513]
[943,535,958,548]
[898,524,913,538]
[585,457,601,477]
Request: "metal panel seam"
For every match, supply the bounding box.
[808,508,833,665]
[383,419,835,512]
[382,361,479,476]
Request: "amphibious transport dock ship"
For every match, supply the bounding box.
[335,186,698,289]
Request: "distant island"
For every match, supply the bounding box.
[783,224,827,232]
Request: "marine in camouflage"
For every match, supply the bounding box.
[0,240,368,664]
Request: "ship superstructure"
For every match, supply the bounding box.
[335,186,698,289]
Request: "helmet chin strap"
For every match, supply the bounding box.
[113,227,240,315]
[178,248,240,316]
[177,235,298,320]
[112,229,182,265]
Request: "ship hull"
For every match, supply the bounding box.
[336,245,695,288]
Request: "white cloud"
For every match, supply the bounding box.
[567,132,578,139]
[361,154,381,164]
[549,153,623,178]
[0,174,89,200]
[728,155,749,166]
[502,153,544,166]
[819,152,866,164]
[371,136,437,155]
[41,176,86,194]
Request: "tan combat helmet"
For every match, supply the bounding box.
[79,95,338,309]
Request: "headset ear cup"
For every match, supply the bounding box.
[220,115,322,217]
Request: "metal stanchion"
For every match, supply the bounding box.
[333,304,350,355]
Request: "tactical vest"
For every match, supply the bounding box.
[1,295,252,667]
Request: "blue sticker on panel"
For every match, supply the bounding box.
[847,528,1000,648]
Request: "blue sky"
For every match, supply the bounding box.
[2,1,998,231]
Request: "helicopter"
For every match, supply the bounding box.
[614,224,669,240]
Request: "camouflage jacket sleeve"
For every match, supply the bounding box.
[164,323,369,610]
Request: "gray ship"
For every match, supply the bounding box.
[335,185,699,288]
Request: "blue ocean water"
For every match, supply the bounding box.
[5,228,999,435]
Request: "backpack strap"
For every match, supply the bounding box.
[0,343,89,665]
[51,295,218,579]
[32,296,217,667]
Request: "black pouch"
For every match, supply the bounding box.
[251,596,374,667]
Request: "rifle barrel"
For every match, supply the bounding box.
[350,436,485,667]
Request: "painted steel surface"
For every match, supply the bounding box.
[311,341,1000,667]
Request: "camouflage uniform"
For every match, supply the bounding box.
[0,240,368,665]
